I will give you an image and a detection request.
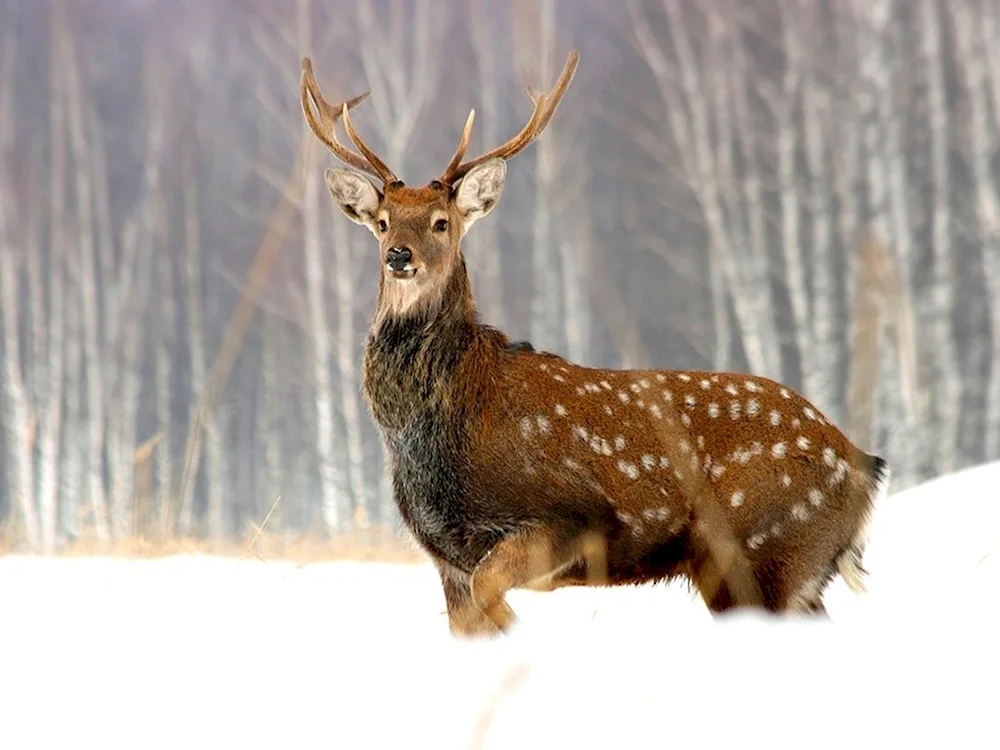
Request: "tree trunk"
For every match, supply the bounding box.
[954,3,1000,461]
[0,251,41,552]
[921,0,961,474]
[61,20,110,539]
[529,0,563,353]
[299,0,347,533]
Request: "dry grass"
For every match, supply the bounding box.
[0,520,426,566]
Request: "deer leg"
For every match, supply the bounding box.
[436,562,504,638]
[468,528,577,634]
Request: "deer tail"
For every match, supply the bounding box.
[836,454,889,594]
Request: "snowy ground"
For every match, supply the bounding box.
[1,463,999,750]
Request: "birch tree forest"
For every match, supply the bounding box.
[1,0,998,553]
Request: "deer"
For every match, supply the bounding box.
[299,49,890,637]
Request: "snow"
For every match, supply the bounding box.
[1,462,999,750]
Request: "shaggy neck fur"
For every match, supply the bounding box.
[362,255,495,434]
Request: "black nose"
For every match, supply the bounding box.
[386,247,412,271]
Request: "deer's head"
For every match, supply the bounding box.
[300,52,578,320]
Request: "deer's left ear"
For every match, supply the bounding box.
[453,158,507,234]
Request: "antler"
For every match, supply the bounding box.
[300,57,398,185]
[438,50,580,186]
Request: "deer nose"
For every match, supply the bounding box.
[386,247,412,271]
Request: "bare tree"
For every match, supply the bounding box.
[626,0,782,379]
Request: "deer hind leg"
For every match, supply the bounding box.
[468,527,584,635]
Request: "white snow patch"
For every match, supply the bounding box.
[1,462,999,749]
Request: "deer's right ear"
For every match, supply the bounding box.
[325,167,381,234]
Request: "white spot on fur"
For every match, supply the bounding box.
[638,378,651,389]
[575,387,585,396]
[747,534,764,550]
[803,406,817,420]
[554,404,568,417]
[700,379,711,390]
[822,447,837,467]
[780,387,791,399]
[617,460,640,480]
[520,417,533,439]
[796,435,810,451]
[655,373,666,383]
[792,418,802,429]
[829,459,849,486]
[603,405,614,416]
[539,364,549,372]
[685,394,696,407]
[746,398,760,417]
[677,373,692,382]
[563,457,581,471]
[600,380,612,391]
[725,383,739,396]
[808,488,824,507]
[641,454,657,471]
[572,425,589,441]
[642,507,670,522]
[536,415,551,435]
[630,382,642,394]
[744,380,762,393]
[730,490,744,507]
[707,402,720,418]
[553,374,565,383]
[782,473,792,487]
[711,464,725,479]
[659,456,671,469]
[618,391,631,404]
[649,404,663,419]
[729,400,742,420]
[615,436,626,451]
[681,413,691,427]
[679,439,690,454]
[791,503,809,521]
[770,410,781,426]
[771,442,787,459]
[662,390,674,403]
[696,435,705,450]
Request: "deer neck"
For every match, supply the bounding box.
[362,259,481,433]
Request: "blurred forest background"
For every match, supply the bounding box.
[1,0,998,555]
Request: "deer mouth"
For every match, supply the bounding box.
[387,266,417,280]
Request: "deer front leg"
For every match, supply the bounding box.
[468,528,575,635]
[437,562,506,638]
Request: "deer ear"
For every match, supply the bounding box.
[453,158,507,233]
[325,167,381,234]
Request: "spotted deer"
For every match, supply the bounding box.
[300,50,889,637]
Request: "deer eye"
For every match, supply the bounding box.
[377,219,388,233]
[433,218,449,233]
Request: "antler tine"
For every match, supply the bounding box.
[339,103,398,185]
[300,57,394,184]
[437,109,477,185]
[442,50,580,185]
